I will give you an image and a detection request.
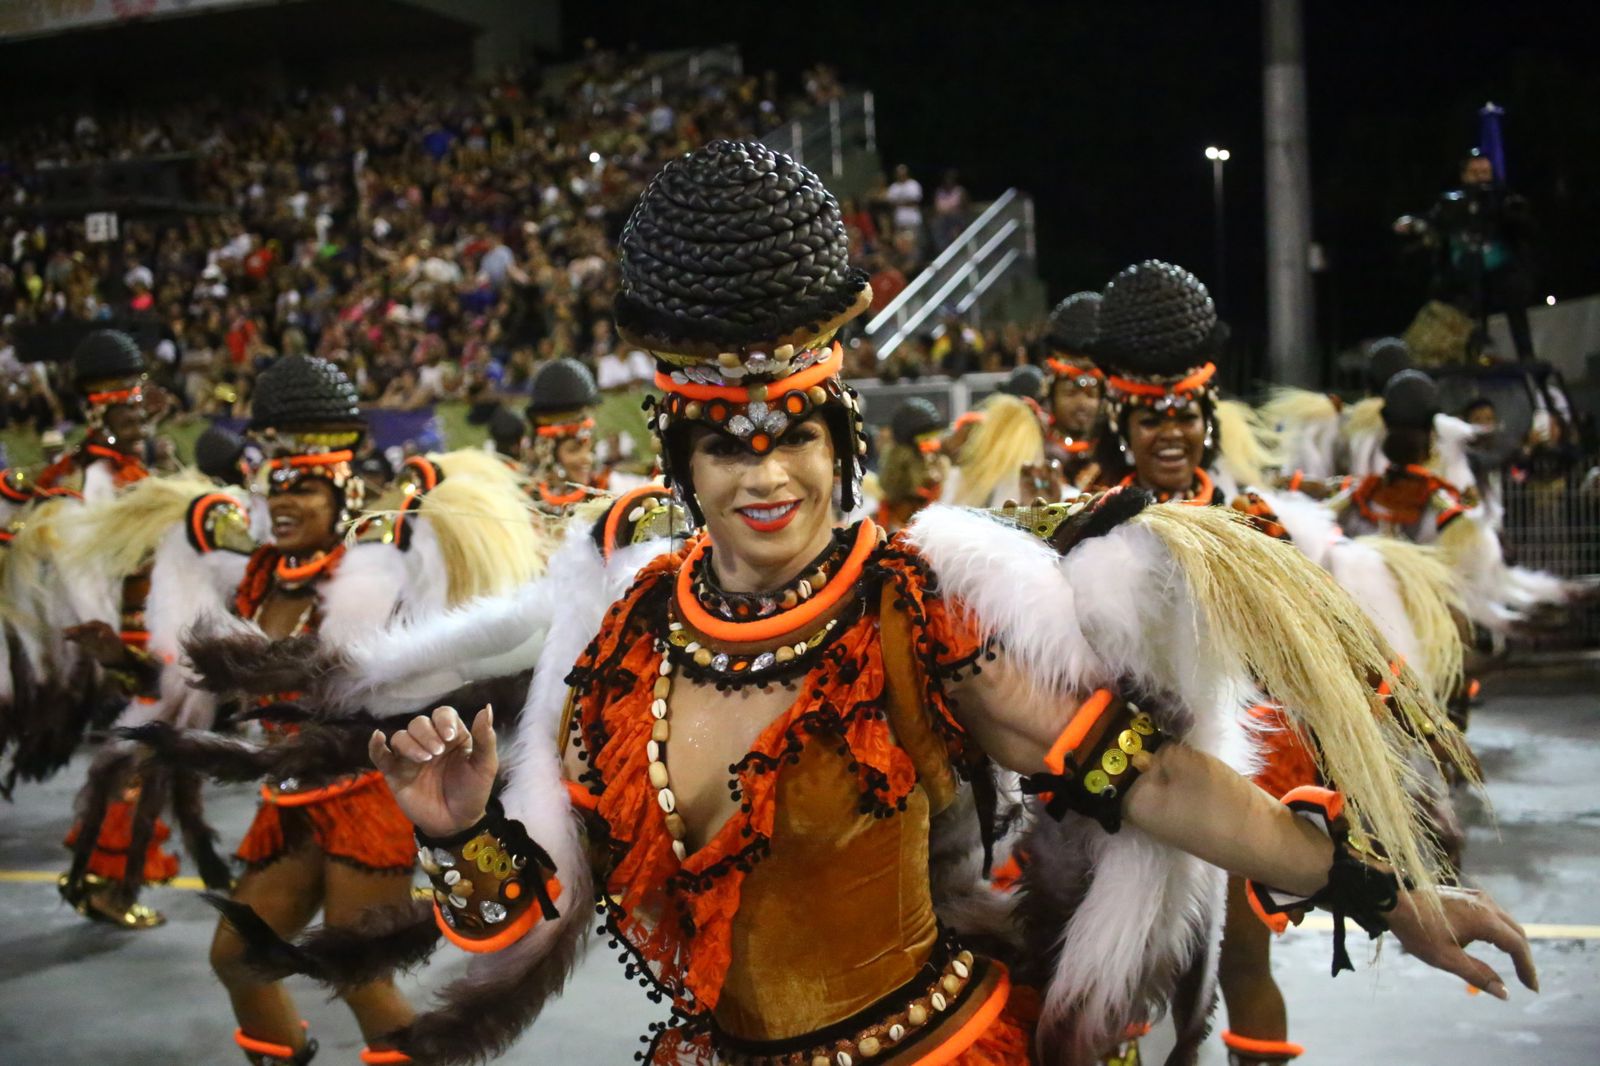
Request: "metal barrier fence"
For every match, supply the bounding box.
[1501,473,1600,652]
[758,91,876,179]
[846,371,1010,433]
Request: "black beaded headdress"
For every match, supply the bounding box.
[71,329,146,428]
[249,355,367,522]
[525,358,598,481]
[1380,369,1440,431]
[614,140,874,523]
[890,397,946,448]
[194,424,247,485]
[1095,260,1225,422]
[488,406,526,452]
[1363,337,1413,395]
[1045,291,1104,385]
[998,364,1047,400]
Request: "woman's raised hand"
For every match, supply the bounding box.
[369,705,498,838]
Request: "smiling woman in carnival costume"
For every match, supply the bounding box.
[1086,261,1483,1065]
[194,143,1533,1066]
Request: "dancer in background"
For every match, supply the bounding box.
[876,396,948,530]
[525,357,607,518]
[1042,291,1106,490]
[1085,261,1472,1066]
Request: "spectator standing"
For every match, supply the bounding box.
[931,169,970,251]
[886,164,925,242]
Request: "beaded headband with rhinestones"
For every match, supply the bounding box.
[81,376,146,431]
[258,428,366,520]
[1046,357,1105,390]
[1104,362,1218,420]
[532,416,595,440]
[647,340,862,457]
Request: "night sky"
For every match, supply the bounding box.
[565,0,1600,381]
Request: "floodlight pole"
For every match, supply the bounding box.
[1264,0,1317,385]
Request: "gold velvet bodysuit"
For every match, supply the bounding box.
[564,532,1031,1064]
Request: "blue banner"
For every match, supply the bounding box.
[1478,102,1507,183]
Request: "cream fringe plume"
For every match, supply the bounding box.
[1213,398,1280,488]
[55,471,220,580]
[1131,503,1471,895]
[6,496,77,613]
[1342,395,1385,441]
[950,394,1045,507]
[1259,386,1339,430]
[426,449,553,603]
[361,449,553,608]
[1358,535,1466,700]
[1257,387,1340,479]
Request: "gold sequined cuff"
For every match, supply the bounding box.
[1021,696,1166,833]
[416,802,560,953]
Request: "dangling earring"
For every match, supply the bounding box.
[1118,435,1132,465]
[1202,421,1215,452]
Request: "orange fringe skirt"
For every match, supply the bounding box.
[235,771,416,873]
[1248,704,1321,800]
[62,800,180,883]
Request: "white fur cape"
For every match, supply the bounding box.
[116,523,250,732]
[903,504,1255,1061]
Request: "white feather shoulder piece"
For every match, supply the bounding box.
[318,525,667,717]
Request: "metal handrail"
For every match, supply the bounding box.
[863,188,1035,358]
[758,91,875,178]
[864,189,1018,334]
[616,45,743,104]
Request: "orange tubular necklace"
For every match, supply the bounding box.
[538,482,588,507]
[275,543,347,584]
[675,519,879,644]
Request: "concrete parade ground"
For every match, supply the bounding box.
[2,663,1596,1065]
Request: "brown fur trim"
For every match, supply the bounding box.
[208,893,441,988]
[118,761,170,899]
[124,721,371,784]
[170,768,234,890]
[183,615,348,696]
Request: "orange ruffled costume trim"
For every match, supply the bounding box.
[63,800,179,883]
[570,534,981,1022]
[1247,704,1321,800]
[236,771,416,873]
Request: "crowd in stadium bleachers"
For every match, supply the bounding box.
[1,45,983,454]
